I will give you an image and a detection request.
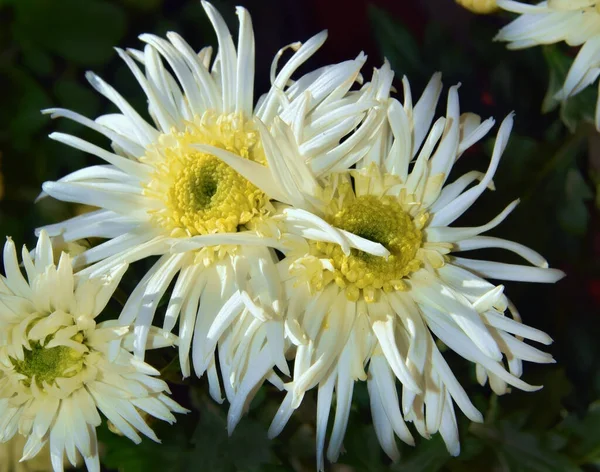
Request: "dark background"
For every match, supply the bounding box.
[1,0,600,471]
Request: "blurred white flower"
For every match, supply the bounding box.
[0,434,74,472]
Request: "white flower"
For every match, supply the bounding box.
[495,0,600,129]
[37,1,387,411]
[0,231,186,472]
[211,73,565,469]
[167,62,395,430]
[0,434,76,472]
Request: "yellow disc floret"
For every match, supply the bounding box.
[291,167,430,303]
[144,111,270,238]
[316,195,423,302]
[12,340,85,388]
[166,153,265,235]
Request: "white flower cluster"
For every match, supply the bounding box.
[1,2,566,471]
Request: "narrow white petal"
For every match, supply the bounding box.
[452,258,566,283]
[455,236,549,268]
[427,199,519,243]
[235,7,255,115]
[430,114,514,227]
[481,310,553,344]
[316,369,336,472]
[412,72,443,156]
[202,1,237,112]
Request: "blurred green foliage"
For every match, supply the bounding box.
[1,1,600,471]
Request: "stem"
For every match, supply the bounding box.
[485,393,499,424]
[111,286,129,307]
[522,124,592,201]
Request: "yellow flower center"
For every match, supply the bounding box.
[315,195,423,302]
[12,341,84,387]
[454,0,498,14]
[144,111,269,238]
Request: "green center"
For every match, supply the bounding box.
[173,157,221,212]
[13,342,84,386]
[315,195,423,302]
[331,195,421,268]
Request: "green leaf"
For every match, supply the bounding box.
[471,420,582,472]
[422,22,473,81]
[368,5,425,79]
[560,402,600,466]
[560,89,597,134]
[492,133,540,194]
[557,167,593,236]
[12,0,126,66]
[542,45,570,114]
[118,0,162,11]
[53,79,101,118]
[187,403,274,472]
[501,368,573,430]
[22,48,54,77]
[0,67,52,149]
[339,423,386,471]
[526,368,573,429]
[391,435,451,472]
[98,419,190,472]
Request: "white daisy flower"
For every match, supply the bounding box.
[206,73,565,469]
[38,0,387,406]
[495,0,600,129]
[0,231,187,472]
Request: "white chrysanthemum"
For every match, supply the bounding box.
[495,0,600,129]
[38,1,387,408]
[202,74,566,468]
[167,62,395,429]
[0,232,186,472]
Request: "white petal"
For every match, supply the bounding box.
[452,258,565,283]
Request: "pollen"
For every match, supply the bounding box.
[315,195,423,303]
[13,341,85,387]
[143,111,270,237]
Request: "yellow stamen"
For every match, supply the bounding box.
[143,111,270,238]
[315,195,423,302]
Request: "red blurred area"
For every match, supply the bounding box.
[310,0,427,63]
